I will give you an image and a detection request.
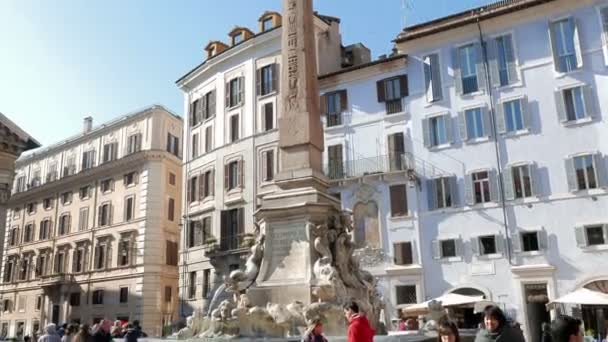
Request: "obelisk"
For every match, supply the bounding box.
[252,0,340,306]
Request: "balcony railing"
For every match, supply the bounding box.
[205,234,254,255]
[385,99,403,115]
[39,273,74,287]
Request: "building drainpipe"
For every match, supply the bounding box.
[476,17,514,265]
[180,91,192,319]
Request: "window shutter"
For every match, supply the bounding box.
[262,151,268,182]
[458,111,468,142]
[574,226,587,247]
[388,134,396,160]
[237,208,245,235]
[402,242,413,265]
[593,153,607,188]
[393,243,403,264]
[271,63,278,93]
[503,166,515,200]
[445,115,453,143]
[224,164,229,190]
[187,177,192,202]
[431,240,441,259]
[238,77,244,105]
[423,56,433,102]
[538,230,548,250]
[529,163,540,196]
[422,118,431,148]
[487,38,501,87]
[603,225,608,246]
[209,90,216,117]
[489,169,499,202]
[449,176,459,207]
[583,85,596,118]
[339,90,348,111]
[210,169,215,196]
[238,160,244,188]
[464,173,474,206]
[565,157,578,192]
[602,8,608,66]
[196,97,203,122]
[495,235,504,255]
[504,34,518,83]
[98,208,102,227]
[376,80,386,102]
[225,80,230,108]
[320,94,328,116]
[521,97,531,130]
[398,75,408,97]
[554,90,567,123]
[471,237,480,256]
[109,205,113,225]
[199,173,205,201]
[426,179,436,211]
[571,17,583,69]
[511,233,522,253]
[482,107,492,138]
[549,22,561,72]
[451,48,463,95]
[430,54,442,101]
[256,68,262,96]
[496,102,506,134]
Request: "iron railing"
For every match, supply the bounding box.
[205,234,253,254]
[385,99,403,115]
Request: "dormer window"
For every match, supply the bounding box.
[233,32,243,45]
[262,17,274,31]
[209,46,215,57]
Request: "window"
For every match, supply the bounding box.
[94,243,107,270]
[499,99,525,133]
[225,160,243,191]
[164,286,172,303]
[202,170,214,199]
[35,295,42,311]
[190,99,201,127]
[169,172,176,186]
[54,251,66,273]
[521,232,540,252]
[79,185,91,199]
[568,154,599,191]
[166,197,175,221]
[202,269,211,298]
[119,238,131,266]
[458,44,479,94]
[427,177,454,210]
[8,227,18,247]
[388,132,405,171]
[119,287,129,303]
[58,214,70,235]
[327,144,344,179]
[35,253,48,277]
[23,223,34,243]
[166,133,180,157]
[188,272,196,299]
[43,198,53,210]
[63,156,76,177]
[98,203,112,226]
[258,64,276,96]
[441,239,457,258]
[479,235,497,255]
[2,299,10,312]
[230,114,239,142]
[423,53,442,102]
[424,114,450,148]
[15,176,26,193]
[39,219,51,240]
[556,86,592,123]
[263,102,274,131]
[13,208,21,219]
[127,133,142,154]
[3,259,14,283]
[166,241,178,266]
[79,208,89,231]
[550,18,581,73]
[396,285,417,305]
[31,170,41,187]
[124,196,135,222]
[70,293,80,307]
[188,175,199,203]
[191,133,199,158]
[493,35,517,86]
[188,221,201,248]
[462,107,486,140]
[393,242,413,265]
[205,126,213,152]
[323,90,347,126]
[472,171,491,204]
[46,163,58,182]
[226,77,244,108]
[82,150,96,170]
[220,208,244,251]
[18,258,29,281]
[101,178,113,193]
[377,76,407,114]
[124,172,137,186]
[389,185,408,217]
[262,17,274,31]
[202,90,216,120]
[73,247,86,273]
[92,290,104,305]
[61,192,72,205]
[261,150,274,182]
[585,226,606,246]
[27,202,36,214]
[102,142,118,163]
[233,32,243,45]
[511,164,533,199]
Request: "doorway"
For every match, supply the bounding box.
[524,283,550,342]
[51,304,60,325]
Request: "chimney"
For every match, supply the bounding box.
[83,117,93,133]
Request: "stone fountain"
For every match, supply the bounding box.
[176,0,385,339]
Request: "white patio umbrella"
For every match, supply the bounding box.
[397,293,485,314]
[546,288,608,309]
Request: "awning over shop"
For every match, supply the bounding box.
[398,293,484,314]
[547,288,608,309]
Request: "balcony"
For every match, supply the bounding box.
[39,273,75,287]
[204,234,254,257]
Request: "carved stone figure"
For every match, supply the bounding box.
[227,234,265,293]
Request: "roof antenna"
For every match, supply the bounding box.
[401,0,413,28]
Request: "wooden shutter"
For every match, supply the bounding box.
[210,169,215,196]
[574,226,587,247]
[549,21,561,72]
[471,237,480,256]
[583,85,596,118]
[451,48,463,95]
[262,151,268,182]
[398,75,409,97]
[320,94,328,115]
[422,118,431,148]
[521,97,530,130]
[199,173,205,200]
[238,159,244,188]
[426,179,436,211]
[554,89,567,123]
[238,77,244,105]
[423,55,433,102]
[538,230,548,250]
[529,163,540,197]
[458,111,467,142]
[602,7,608,66]
[475,42,487,92]
[571,17,583,69]
[488,38,501,87]
[464,173,474,206]
[431,240,441,259]
[220,211,228,242]
[225,80,231,107]
[594,153,607,188]
[271,63,278,93]
[445,115,453,143]
[402,242,413,265]
[339,90,348,111]
[237,208,245,235]
[565,157,577,192]
[376,79,386,102]
[224,164,229,190]
[209,90,216,117]
[504,34,518,83]
[511,233,522,253]
[482,107,492,138]
[187,177,192,202]
[196,98,203,123]
[393,243,403,264]
[503,166,515,200]
[256,67,262,96]
[489,169,499,202]
[449,176,459,207]
[496,102,506,134]
[387,134,395,160]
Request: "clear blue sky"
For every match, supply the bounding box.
[0,0,495,147]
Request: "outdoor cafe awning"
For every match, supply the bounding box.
[397,293,485,314]
[546,288,608,309]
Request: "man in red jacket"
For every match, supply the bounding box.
[343,301,374,342]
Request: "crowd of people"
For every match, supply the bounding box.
[24,320,146,342]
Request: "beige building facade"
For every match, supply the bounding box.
[0,105,182,338]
